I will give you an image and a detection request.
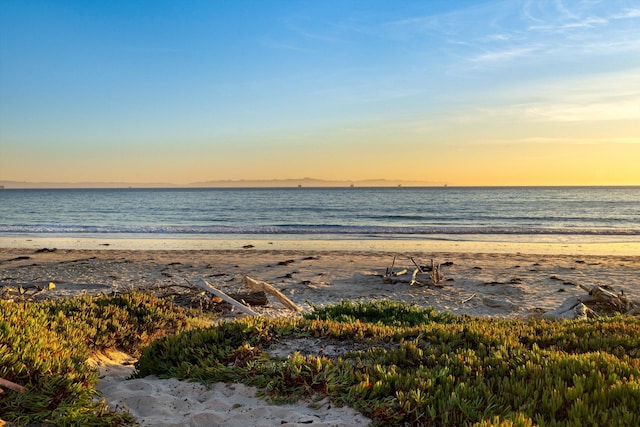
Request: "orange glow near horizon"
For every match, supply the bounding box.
[1,2,639,187]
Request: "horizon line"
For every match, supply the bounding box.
[1,180,638,190]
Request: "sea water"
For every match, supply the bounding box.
[1,187,638,246]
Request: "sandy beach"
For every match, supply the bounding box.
[2,245,639,426]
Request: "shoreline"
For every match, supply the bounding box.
[2,235,640,255]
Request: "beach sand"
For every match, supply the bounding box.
[2,245,639,426]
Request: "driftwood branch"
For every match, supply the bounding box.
[461,293,477,304]
[0,377,26,393]
[199,280,259,317]
[383,256,409,284]
[382,256,446,288]
[385,255,397,278]
[410,257,425,273]
[429,259,444,286]
[243,276,302,312]
[411,259,444,288]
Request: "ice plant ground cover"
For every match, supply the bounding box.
[0,293,189,426]
[1,297,639,426]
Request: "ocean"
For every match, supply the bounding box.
[0,187,638,245]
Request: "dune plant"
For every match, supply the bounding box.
[136,300,640,427]
[0,292,189,426]
[305,299,457,327]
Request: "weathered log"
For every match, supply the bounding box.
[542,295,596,320]
[199,280,259,316]
[243,276,302,312]
[543,285,638,320]
[548,303,598,320]
[588,285,631,311]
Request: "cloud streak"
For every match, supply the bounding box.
[471,68,640,123]
[380,0,640,69]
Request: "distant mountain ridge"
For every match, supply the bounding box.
[188,178,438,188]
[0,178,440,189]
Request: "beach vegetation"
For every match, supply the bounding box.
[304,299,457,327]
[0,292,188,426]
[2,296,640,426]
[136,300,640,427]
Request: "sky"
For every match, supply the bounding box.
[1,0,639,186]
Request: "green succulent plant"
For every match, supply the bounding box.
[136,300,640,427]
[3,296,639,427]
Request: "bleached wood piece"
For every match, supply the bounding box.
[243,276,302,312]
[461,293,477,304]
[544,285,639,320]
[551,303,598,320]
[200,280,259,317]
[589,286,629,311]
[409,268,421,286]
[542,295,595,320]
[429,259,444,285]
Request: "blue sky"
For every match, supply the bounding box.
[1,0,639,185]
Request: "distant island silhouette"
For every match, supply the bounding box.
[0,178,442,189]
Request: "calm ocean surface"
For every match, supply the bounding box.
[0,187,639,244]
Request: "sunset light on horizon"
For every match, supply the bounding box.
[1,0,639,187]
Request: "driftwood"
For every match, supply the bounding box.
[0,377,26,393]
[243,276,302,312]
[1,282,57,302]
[428,259,444,286]
[199,280,259,317]
[543,285,640,320]
[382,256,408,283]
[382,256,446,288]
[154,282,268,311]
[461,293,477,304]
[410,258,444,288]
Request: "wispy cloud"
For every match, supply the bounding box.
[484,33,518,42]
[476,68,640,122]
[617,8,640,18]
[522,99,640,122]
[528,16,608,32]
[385,0,640,69]
[468,46,538,64]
